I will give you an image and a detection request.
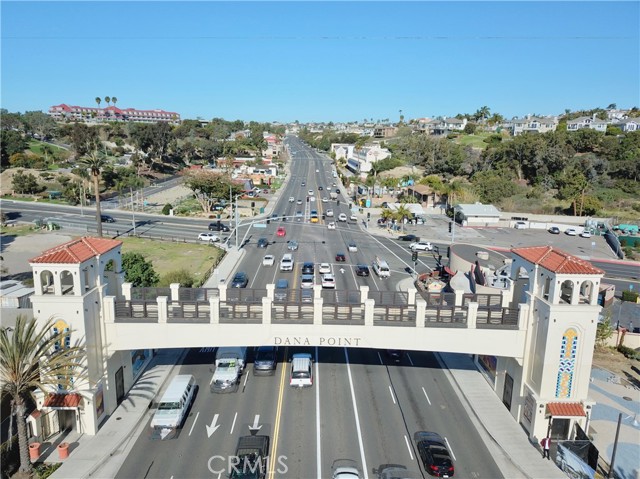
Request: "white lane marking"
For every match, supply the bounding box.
[444,436,456,461]
[210,370,215,385]
[407,353,414,366]
[230,411,238,434]
[344,348,369,479]
[377,351,383,365]
[188,411,200,436]
[243,370,249,387]
[315,346,322,479]
[388,385,396,405]
[404,435,414,461]
[422,387,432,406]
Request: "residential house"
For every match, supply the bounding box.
[613,117,640,132]
[425,117,467,135]
[330,143,354,160]
[373,125,398,138]
[346,145,390,176]
[566,114,608,133]
[504,116,558,136]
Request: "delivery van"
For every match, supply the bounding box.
[150,374,196,430]
[372,256,391,278]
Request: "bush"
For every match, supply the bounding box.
[159,269,195,287]
[617,344,640,360]
[162,203,173,215]
[621,290,639,302]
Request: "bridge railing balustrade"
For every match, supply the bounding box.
[130,287,171,301]
[219,288,268,324]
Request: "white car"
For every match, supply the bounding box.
[322,197,329,203]
[297,199,303,205]
[410,241,433,251]
[514,221,527,229]
[308,190,313,196]
[580,230,592,238]
[348,242,357,252]
[327,222,336,230]
[326,209,334,217]
[319,263,332,274]
[262,255,275,266]
[289,197,295,203]
[565,228,578,236]
[198,233,220,242]
[338,213,347,222]
[309,196,316,202]
[350,214,357,221]
[322,274,336,289]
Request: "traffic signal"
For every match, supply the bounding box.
[306,196,310,203]
[448,222,453,233]
[412,251,418,262]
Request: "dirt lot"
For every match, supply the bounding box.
[592,346,640,388]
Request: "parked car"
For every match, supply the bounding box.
[231,272,249,288]
[348,242,357,252]
[100,215,115,223]
[262,255,275,267]
[355,264,370,277]
[548,226,561,234]
[321,274,336,289]
[335,252,346,262]
[198,232,220,242]
[398,234,418,242]
[287,240,299,251]
[319,263,332,275]
[257,237,269,248]
[276,227,286,237]
[414,431,454,477]
[514,221,527,229]
[580,230,592,238]
[410,241,433,252]
[209,222,230,232]
[565,228,578,236]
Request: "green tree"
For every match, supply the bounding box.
[79,150,108,237]
[104,96,111,107]
[184,170,242,213]
[159,269,195,287]
[1,130,28,167]
[464,122,477,134]
[95,97,101,110]
[22,111,57,140]
[11,170,40,194]
[122,252,159,286]
[0,315,85,475]
[111,96,118,107]
[472,170,518,204]
[69,123,100,159]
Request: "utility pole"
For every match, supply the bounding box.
[129,187,136,236]
[608,413,623,478]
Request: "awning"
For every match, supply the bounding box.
[43,393,82,409]
[547,402,585,417]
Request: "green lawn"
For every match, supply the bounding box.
[454,133,492,149]
[28,139,67,155]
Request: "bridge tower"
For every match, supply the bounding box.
[28,237,145,435]
[500,246,604,441]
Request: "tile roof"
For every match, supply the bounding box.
[29,237,122,264]
[546,402,585,417]
[512,246,604,275]
[43,393,82,408]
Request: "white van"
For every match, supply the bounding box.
[372,256,391,278]
[280,254,294,272]
[151,374,196,430]
[290,353,313,388]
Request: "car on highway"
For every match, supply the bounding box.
[580,230,592,238]
[276,227,286,237]
[335,189,341,194]
[548,226,561,234]
[322,197,329,203]
[297,199,303,205]
[326,209,334,217]
[319,263,332,275]
[338,213,347,222]
[565,228,578,236]
[274,279,289,302]
[302,262,314,274]
[296,211,304,221]
[410,241,433,251]
[376,465,420,479]
[262,255,275,266]
[301,274,315,289]
[398,234,419,242]
[318,186,323,191]
[335,252,346,262]
[301,181,306,187]
[286,240,298,251]
[348,242,357,252]
[100,215,115,223]
[289,196,295,203]
[257,237,269,248]
[328,222,336,230]
[355,264,370,277]
[350,214,358,221]
[209,222,230,232]
[253,346,277,375]
[231,272,249,288]
[301,288,313,303]
[331,459,361,479]
[309,196,316,202]
[322,274,336,289]
[308,190,313,196]
[198,232,220,242]
[280,254,294,271]
[414,431,455,478]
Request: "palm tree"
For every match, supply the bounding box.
[111,96,118,107]
[79,150,108,237]
[0,315,85,475]
[95,97,101,109]
[104,96,111,107]
[444,180,464,209]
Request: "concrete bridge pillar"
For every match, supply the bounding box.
[313,284,322,300]
[364,298,375,326]
[209,296,219,324]
[262,297,272,324]
[415,297,426,327]
[170,283,180,301]
[218,283,227,302]
[466,302,478,329]
[359,285,369,304]
[122,282,132,301]
[454,290,465,306]
[102,296,115,324]
[407,287,417,305]
[157,296,168,323]
[266,283,275,301]
[313,297,323,325]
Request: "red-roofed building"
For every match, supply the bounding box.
[48,103,180,124]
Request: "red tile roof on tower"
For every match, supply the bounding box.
[43,393,82,408]
[29,237,122,264]
[512,246,604,275]
[546,402,585,417]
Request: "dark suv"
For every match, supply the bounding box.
[302,262,314,274]
[231,272,248,288]
[257,237,269,248]
[230,435,270,479]
[209,222,230,232]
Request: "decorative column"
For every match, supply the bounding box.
[218,283,227,302]
[262,297,272,324]
[209,296,220,324]
[407,287,417,305]
[415,297,426,327]
[170,283,180,301]
[364,298,375,326]
[313,297,323,325]
[466,302,478,329]
[157,296,168,323]
[122,282,133,301]
[359,285,369,304]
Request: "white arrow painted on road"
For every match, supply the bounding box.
[206,414,221,438]
[248,414,262,434]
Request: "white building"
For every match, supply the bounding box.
[566,114,608,133]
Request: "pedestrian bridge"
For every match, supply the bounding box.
[103,282,530,358]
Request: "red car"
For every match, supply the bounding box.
[276,227,286,237]
[335,252,346,262]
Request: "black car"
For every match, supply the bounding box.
[302,262,314,274]
[335,189,340,194]
[398,234,419,242]
[231,272,249,288]
[209,222,230,232]
[100,215,115,223]
[335,252,346,262]
[318,186,323,191]
[414,432,455,477]
[355,264,370,277]
[257,237,269,248]
[548,226,561,234]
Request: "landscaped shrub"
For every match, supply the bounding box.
[162,203,173,215]
[159,269,195,288]
[617,344,640,360]
[621,290,639,302]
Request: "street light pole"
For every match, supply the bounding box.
[130,187,136,236]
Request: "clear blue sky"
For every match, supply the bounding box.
[2,1,639,123]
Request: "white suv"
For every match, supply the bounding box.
[280,254,294,271]
[409,241,433,251]
[289,197,295,203]
[338,213,347,222]
[326,209,334,217]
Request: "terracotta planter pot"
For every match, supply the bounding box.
[29,442,41,461]
[57,442,70,460]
